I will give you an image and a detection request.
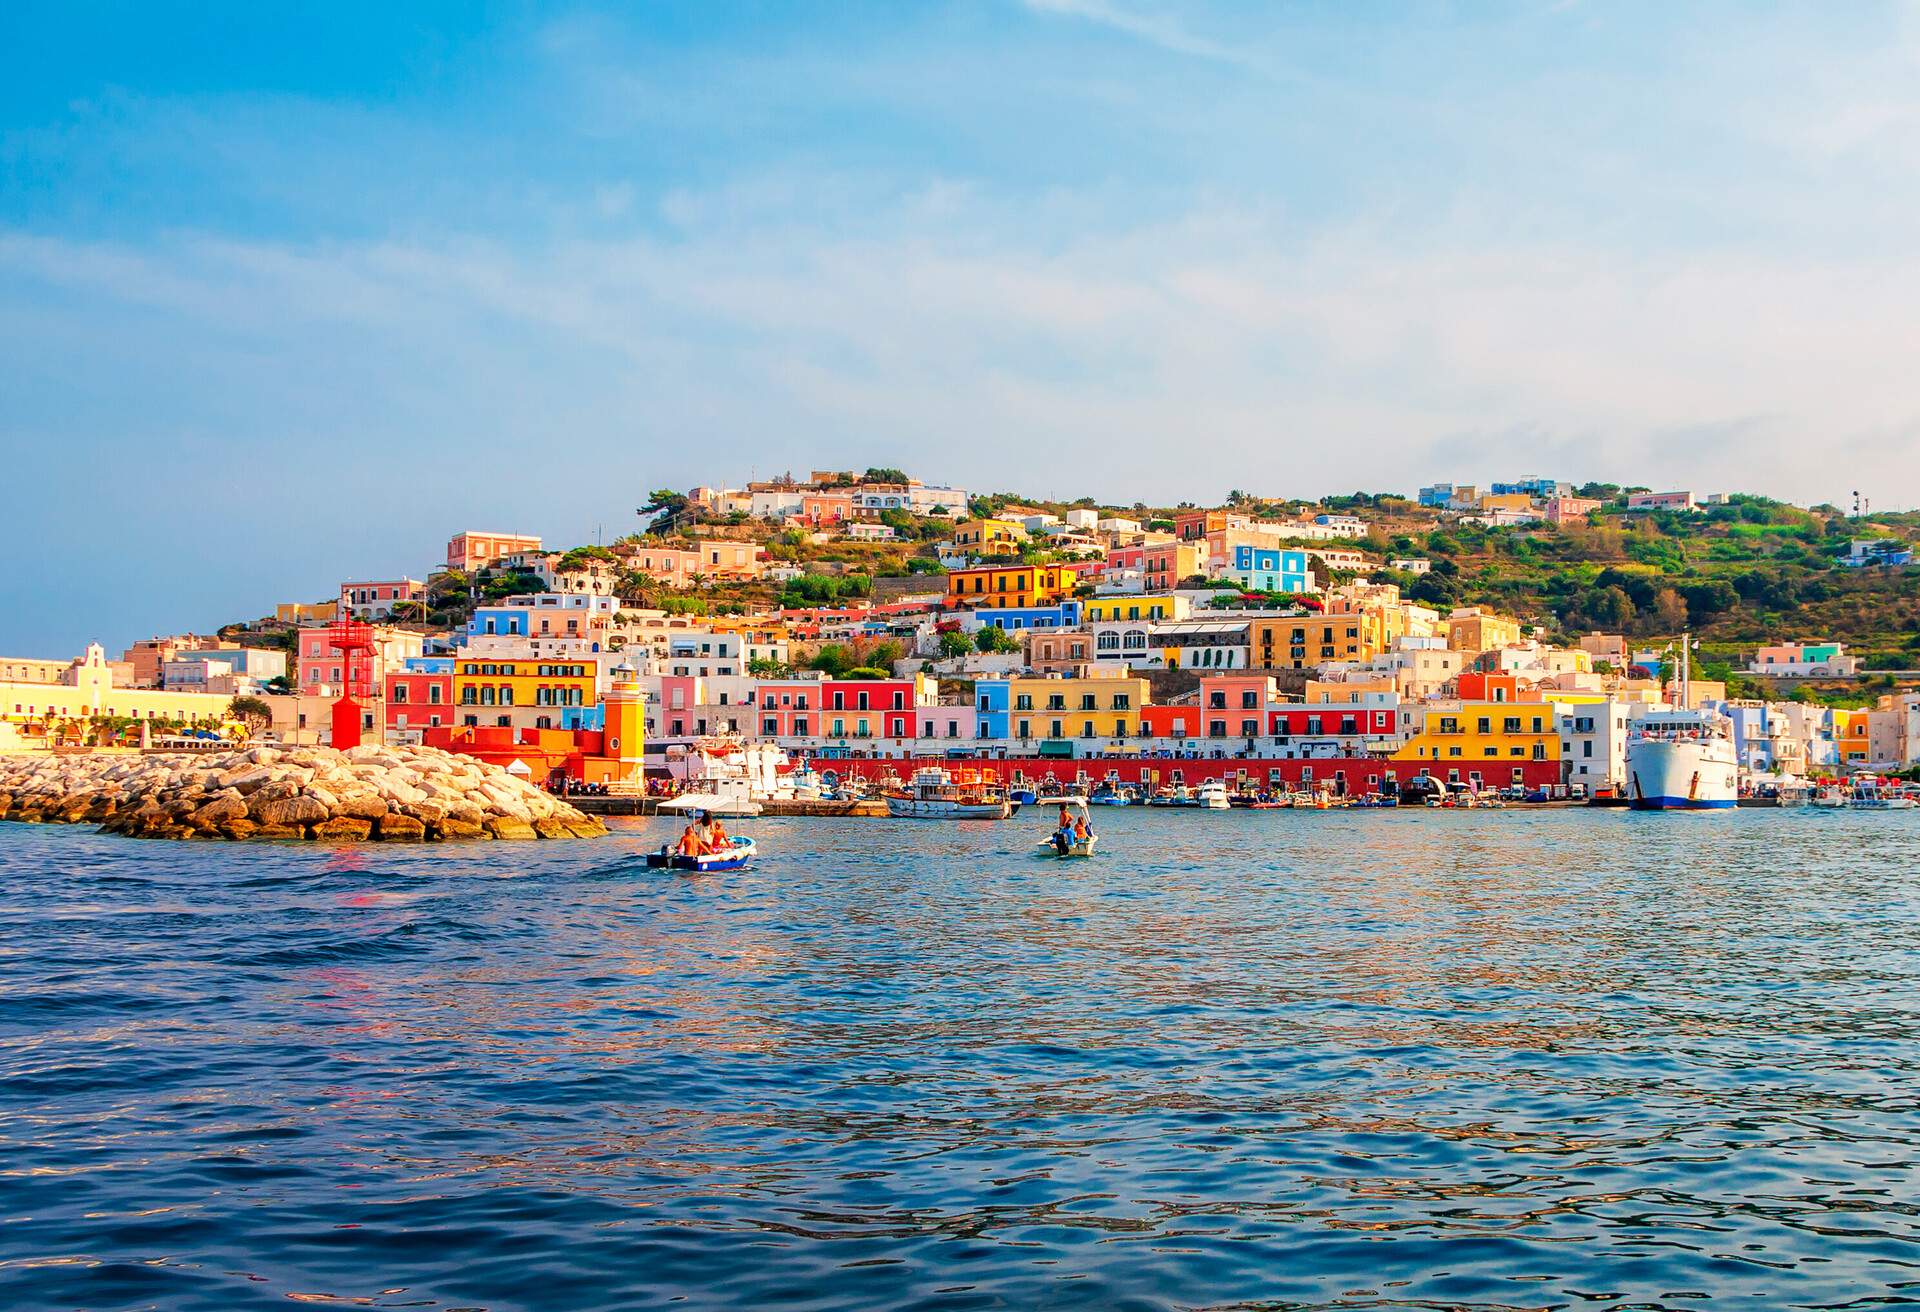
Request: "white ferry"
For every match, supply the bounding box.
[1626,636,1738,811]
[1627,710,1738,810]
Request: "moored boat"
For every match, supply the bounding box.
[1194,779,1231,810]
[884,766,1015,819]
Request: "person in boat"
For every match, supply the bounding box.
[707,815,730,851]
[675,819,704,858]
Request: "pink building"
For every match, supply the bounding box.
[754,676,828,740]
[298,626,426,697]
[339,578,424,620]
[1544,496,1602,525]
[447,531,543,572]
[800,490,856,526]
[620,541,764,583]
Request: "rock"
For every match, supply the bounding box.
[254,795,329,827]
[311,816,373,842]
[193,794,249,826]
[373,812,427,841]
[0,743,605,844]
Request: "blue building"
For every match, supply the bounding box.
[1224,546,1314,594]
[973,679,1010,741]
[402,655,455,674]
[975,600,1084,631]
[1417,483,1454,507]
[467,606,530,639]
[1490,476,1571,498]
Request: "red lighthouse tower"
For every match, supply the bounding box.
[326,618,376,750]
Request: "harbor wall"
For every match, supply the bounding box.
[816,755,1563,793]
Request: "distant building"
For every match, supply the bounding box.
[1748,642,1858,678]
[447,531,543,573]
[1625,491,1698,512]
[1544,495,1603,525]
[339,578,425,621]
[1388,557,1431,575]
[1222,545,1315,594]
[1840,538,1913,568]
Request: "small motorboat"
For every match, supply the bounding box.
[1194,779,1231,810]
[1038,799,1098,857]
[1009,786,1038,806]
[646,835,756,871]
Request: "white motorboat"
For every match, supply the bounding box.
[1194,779,1231,810]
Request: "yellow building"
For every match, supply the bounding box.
[276,601,339,625]
[1249,614,1385,669]
[951,518,1028,557]
[1447,607,1523,657]
[1084,594,1188,623]
[0,645,236,745]
[453,657,598,714]
[946,563,1083,610]
[1007,673,1151,748]
[1834,709,1872,765]
[1393,700,1561,782]
[1474,492,1537,514]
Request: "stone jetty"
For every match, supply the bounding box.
[0,743,608,841]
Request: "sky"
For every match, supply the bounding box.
[6,1,1920,656]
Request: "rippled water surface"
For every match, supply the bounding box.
[4,809,1920,1311]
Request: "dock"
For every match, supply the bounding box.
[568,796,891,818]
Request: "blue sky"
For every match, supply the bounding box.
[6,2,1920,656]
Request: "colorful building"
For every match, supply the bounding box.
[998,673,1151,752]
[339,578,425,620]
[297,625,425,697]
[1223,545,1314,594]
[385,656,454,733]
[1393,700,1562,789]
[452,655,598,729]
[1084,594,1188,623]
[944,563,1084,610]
[1446,607,1524,657]
[952,518,1028,557]
[1249,615,1382,670]
[447,531,543,572]
[0,645,237,745]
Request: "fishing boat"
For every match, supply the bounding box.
[883,766,1015,819]
[1194,778,1231,810]
[1089,782,1135,806]
[646,836,756,872]
[1009,786,1039,806]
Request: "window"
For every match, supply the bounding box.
[1209,719,1227,737]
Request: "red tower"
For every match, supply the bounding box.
[327,618,376,750]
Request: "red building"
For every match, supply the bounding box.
[825,754,1560,795]
[385,664,453,733]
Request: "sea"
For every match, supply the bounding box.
[3,808,1918,1311]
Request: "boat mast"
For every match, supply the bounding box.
[1680,631,1691,709]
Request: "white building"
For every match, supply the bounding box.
[1556,698,1642,792]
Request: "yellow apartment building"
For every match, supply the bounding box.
[945,563,1082,610]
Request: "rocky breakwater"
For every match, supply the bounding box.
[0,743,609,841]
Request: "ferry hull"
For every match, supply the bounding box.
[1626,739,1738,811]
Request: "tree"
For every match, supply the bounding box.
[975,625,1019,654]
[864,467,909,484]
[938,628,974,659]
[639,488,690,530]
[228,695,273,738]
[843,666,893,679]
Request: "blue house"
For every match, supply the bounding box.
[467,606,530,639]
[975,600,1083,631]
[973,679,1010,741]
[1224,546,1314,594]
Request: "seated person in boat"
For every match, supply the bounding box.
[707,816,730,850]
